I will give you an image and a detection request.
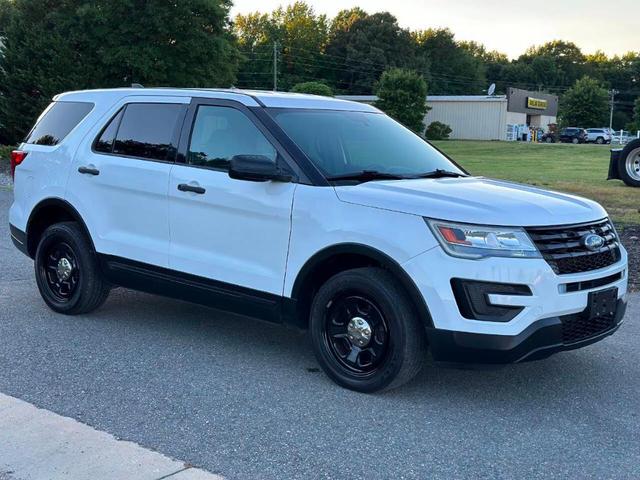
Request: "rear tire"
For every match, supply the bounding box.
[618,140,640,187]
[596,136,604,144]
[309,267,426,392]
[34,222,110,314]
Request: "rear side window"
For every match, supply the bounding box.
[98,103,186,161]
[25,101,94,146]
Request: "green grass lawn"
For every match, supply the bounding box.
[433,140,640,226]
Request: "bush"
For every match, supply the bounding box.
[291,82,334,96]
[374,69,429,133]
[425,121,452,140]
[0,145,13,162]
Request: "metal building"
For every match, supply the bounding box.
[338,88,558,141]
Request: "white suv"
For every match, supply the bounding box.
[9,88,629,392]
[586,128,612,144]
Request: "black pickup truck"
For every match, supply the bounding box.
[609,139,640,187]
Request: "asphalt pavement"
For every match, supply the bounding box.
[0,188,639,479]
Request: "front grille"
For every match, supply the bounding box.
[526,219,620,275]
[561,313,615,344]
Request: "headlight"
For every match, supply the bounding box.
[425,219,541,259]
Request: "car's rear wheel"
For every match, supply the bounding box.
[309,267,426,392]
[35,222,110,314]
[545,136,553,143]
[618,142,640,187]
[596,136,604,144]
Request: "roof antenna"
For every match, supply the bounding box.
[131,83,144,88]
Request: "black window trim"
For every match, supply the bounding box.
[176,98,309,184]
[25,100,95,147]
[91,102,188,164]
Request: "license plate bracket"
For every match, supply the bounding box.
[588,287,618,320]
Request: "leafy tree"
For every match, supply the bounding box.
[375,69,428,133]
[235,2,329,90]
[425,121,452,140]
[414,28,485,95]
[460,41,508,92]
[559,76,609,127]
[626,97,640,131]
[324,11,421,94]
[519,41,586,90]
[291,81,333,96]
[0,0,240,144]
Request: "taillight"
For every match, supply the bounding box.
[10,150,28,179]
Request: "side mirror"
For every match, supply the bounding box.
[228,155,293,183]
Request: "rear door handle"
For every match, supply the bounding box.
[78,166,100,176]
[177,183,206,194]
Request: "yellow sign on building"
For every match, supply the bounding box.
[527,97,548,110]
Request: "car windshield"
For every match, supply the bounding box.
[267,108,464,179]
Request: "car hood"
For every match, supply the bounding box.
[334,177,607,227]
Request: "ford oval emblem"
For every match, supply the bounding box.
[582,233,605,251]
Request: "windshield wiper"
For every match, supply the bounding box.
[412,169,466,179]
[325,170,406,183]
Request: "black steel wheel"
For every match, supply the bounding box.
[41,241,80,302]
[324,293,390,376]
[35,222,110,314]
[310,267,426,392]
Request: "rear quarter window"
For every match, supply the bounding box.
[25,101,94,146]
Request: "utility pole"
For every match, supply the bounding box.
[273,41,278,92]
[609,89,618,132]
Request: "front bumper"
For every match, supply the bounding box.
[402,243,629,363]
[427,297,626,364]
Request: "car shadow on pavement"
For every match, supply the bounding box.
[91,287,632,405]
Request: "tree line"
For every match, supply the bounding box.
[1,0,639,144]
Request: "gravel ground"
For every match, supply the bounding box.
[619,225,640,291]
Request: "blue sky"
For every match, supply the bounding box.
[231,0,639,59]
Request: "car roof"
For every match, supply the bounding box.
[53,88,380,113]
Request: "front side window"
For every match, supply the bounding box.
[267,109,463,178]
[112,103,186,161]
[188,106,277,170]
[25,101,94,146]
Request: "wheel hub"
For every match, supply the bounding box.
[347,317,372,347]
[56,257,73,281]
[626,148,640,181]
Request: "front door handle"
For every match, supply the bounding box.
[78,166,100,176]
[177,183,206,194]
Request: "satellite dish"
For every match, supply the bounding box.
[487,83,496,96]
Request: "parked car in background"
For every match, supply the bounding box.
[586,128,611,144]
[559,127,588,144]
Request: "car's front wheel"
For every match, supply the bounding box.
[35,222,111,314]
[572,137,579,144]
[596,136,604,144]
[310,267,426,392]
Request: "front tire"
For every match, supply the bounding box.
[572,137,579,144]
[596,136,604,144]
[35,222,110,314]
[310,267,426,392]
